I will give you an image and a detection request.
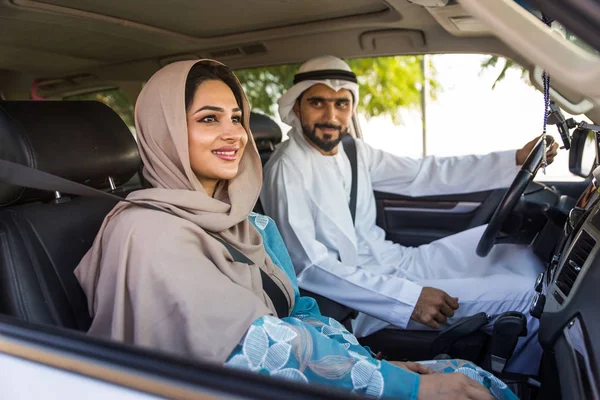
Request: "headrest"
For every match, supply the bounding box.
[249,112,282,152]
[0,101,141,206]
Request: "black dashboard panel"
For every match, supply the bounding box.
[539,181,600,400]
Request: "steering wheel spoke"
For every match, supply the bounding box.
[476,137,547,257]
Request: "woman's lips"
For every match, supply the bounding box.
[212,148,239,161]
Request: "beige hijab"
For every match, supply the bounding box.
[74,60,295,364]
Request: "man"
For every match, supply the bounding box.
[261,55,559,375]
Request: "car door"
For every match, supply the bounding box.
[0,316,354,400]
[375,178,589,247]
[360,51,592,247]
[374,188,507,246]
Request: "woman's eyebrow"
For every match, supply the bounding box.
[193,105,242,114]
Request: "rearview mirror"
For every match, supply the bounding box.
[569,128,597,177]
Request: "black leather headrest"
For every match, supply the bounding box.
[0,101,141,206]
[250,112,282,151]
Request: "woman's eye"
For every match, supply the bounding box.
[232,116,242,124]
[199,115,217,123]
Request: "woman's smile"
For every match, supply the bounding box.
[212,146,239,161]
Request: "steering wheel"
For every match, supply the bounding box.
[476,137,550,257]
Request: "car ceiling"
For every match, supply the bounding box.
[0,0,523,84]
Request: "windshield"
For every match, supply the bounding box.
[513,0,599,55]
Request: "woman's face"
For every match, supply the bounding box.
[186,79,248,195]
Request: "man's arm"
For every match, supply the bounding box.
[359,140,520,197]
[261,158,422,329]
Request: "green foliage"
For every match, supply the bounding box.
[481,55,529,89]
[235,64,300,117]
[235,56,438,125]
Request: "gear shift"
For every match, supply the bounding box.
[488,312,528,373]
[430,312,489,358]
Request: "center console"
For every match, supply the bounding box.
[532,179,600,400]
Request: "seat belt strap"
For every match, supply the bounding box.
[206,233,290,318]
[337,136,361,324]
[341,135,358,225]
[0,158,290,317]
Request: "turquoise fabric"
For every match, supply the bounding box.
[225,213,518,400]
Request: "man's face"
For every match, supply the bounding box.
[293,84,353,155]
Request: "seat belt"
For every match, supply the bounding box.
[208,233,290,318]
[341,135,358,224]
[304,135,359,326]
[0,159,290,318]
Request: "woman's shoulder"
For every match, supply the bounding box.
[102,205,214,270]
[106,204,190,241]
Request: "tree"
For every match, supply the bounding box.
[235,56,438,125]
[480,55,529,89]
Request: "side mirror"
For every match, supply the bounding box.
[569,128,597,177]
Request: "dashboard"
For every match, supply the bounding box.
[537,176,600,399]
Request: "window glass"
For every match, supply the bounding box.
[65,89,136,136]
[236,54,592,181]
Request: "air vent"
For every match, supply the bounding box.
[241,43,267,55]
[556,230,596,296]
[209,48,243,58]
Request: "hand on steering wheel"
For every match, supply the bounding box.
[476,136,555,257]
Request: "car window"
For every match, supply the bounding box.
[64,89,136,136]
[237,54,590,181]
[357,54,588,182]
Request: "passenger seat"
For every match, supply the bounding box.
[249,112,282,166]
[249,112,282,214]
[0,101,141,331]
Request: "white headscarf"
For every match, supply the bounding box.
[277,55,360,129]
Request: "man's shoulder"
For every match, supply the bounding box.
[352,138,406,164]
[353,137,377,153]
[263,141,301,176]
[267,138,294,160]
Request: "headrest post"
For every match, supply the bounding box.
[249,112,282,149]
[52,190,69,204]
[0,101,141,206]
[108,176,117,191]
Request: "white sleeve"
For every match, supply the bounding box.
[359,140,520,197]
[261,158,422,329]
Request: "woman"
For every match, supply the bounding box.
[74,60,515,400]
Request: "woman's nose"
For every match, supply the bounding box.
[221,121,244,141]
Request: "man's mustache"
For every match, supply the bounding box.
[314,123,342,131]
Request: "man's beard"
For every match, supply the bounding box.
[302,123,349,152]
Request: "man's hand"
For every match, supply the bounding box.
[516,135,559,166]
[390,361,434,375]
[411,287,459,329]
[418,373,494,400]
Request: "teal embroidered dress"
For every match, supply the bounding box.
[225,213,517,400]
